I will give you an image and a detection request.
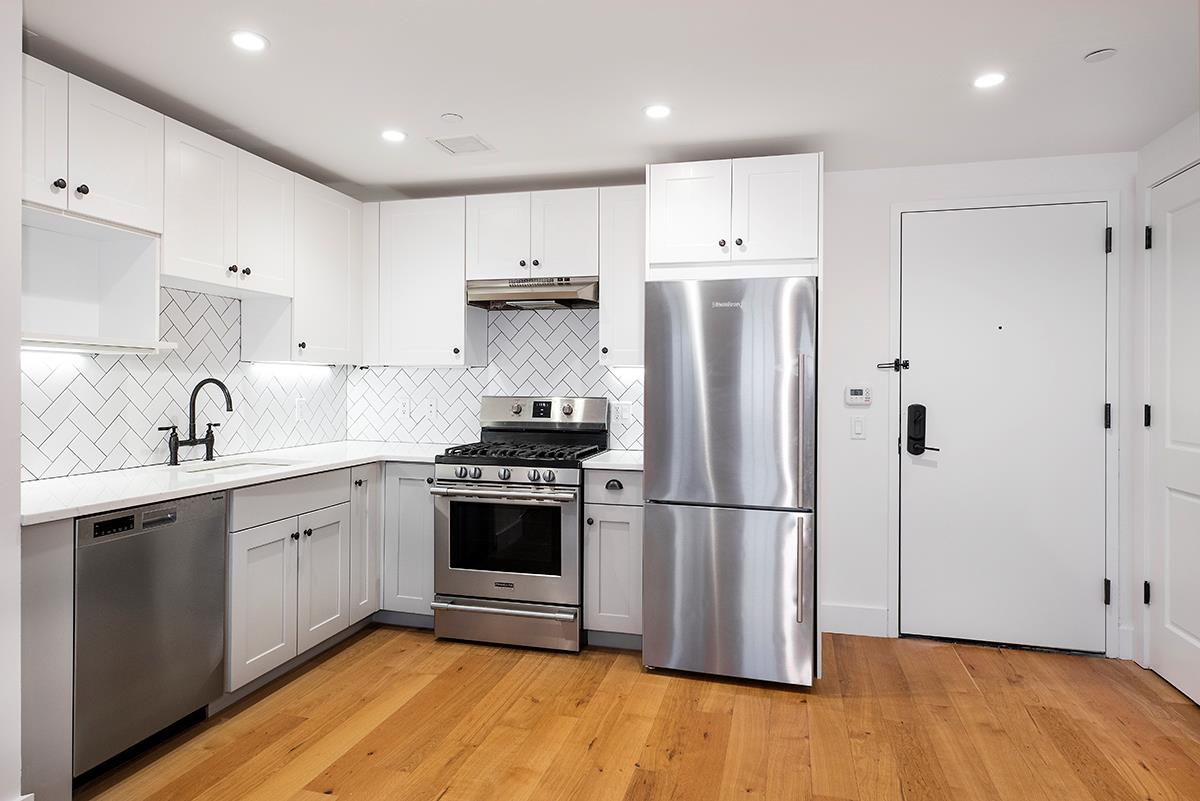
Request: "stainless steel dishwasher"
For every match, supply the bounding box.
[74,493,227,775]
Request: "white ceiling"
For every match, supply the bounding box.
[23,0,1200,200]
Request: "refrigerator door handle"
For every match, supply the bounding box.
[797,353,806,509]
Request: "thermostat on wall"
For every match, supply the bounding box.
[845,386,872,406]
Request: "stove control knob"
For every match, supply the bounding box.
[470,467,482,479]
[511,402,523,415]
[454,466,468,479]
[561,403,574,416]
[527,469,541,482]
[543,470,556,483]
[498,468,511,480]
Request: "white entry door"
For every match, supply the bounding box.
[900,202,1109,652]
[1147,164,1200,703]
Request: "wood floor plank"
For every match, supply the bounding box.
[76,627,1200,801]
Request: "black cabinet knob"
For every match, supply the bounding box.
[304,528,313,537]
[586,517,594,526]
[425,477,434,485]
[601,347,609,354]
[298,342,307,349]
[52,178,67,189]
[228,265,238,273]
[76,184,90,195]
[453,347,460,355]
[735,238,743,246]
[354,479,364,487]
[291,531,300,541]
[241,267,252,276]
[519,260,526,267]
[531,259,540,266]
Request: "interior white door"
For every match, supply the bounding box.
[900,202,1108,652]
[731,154,819,262]
[236,150,294,297]
[163,119,238,288]
[297,502,351,652]
[21,56,69,210]
[293,176,362,363]
[647,159,731,264]
[67,75,164,232]
[383,462,435,615]
[465,192,531,280]
[227,517,299,691]
[1147,164,1200,703]
[349,464,383,624]
[380,197,484,367]
[530,187,599,278]
[598,185,646,366]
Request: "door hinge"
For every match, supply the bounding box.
[1104,578,1111,606]
[1145,225,1152,250]
[877,358,909,372]
[1104,402,1112,429]
[1144,404,1152,428]
[1143,580,1151,605]
[1105,227,1113,254]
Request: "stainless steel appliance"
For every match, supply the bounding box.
[467,276,599,310]
[431,396,608,651]
[643,276,817,686]
[74,494,227,775]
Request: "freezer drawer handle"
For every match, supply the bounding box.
[430,601,577,622]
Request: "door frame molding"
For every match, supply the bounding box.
[886,191,1121,656]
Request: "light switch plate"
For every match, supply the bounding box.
[851,415,866,440]
[613,402,634,426]
[294,396,307,424]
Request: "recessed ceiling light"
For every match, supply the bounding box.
[230,30,268,52]
[643,104,672,119]
[440,112,464,123]
[973,72,1006,89]
[1083,48,1118,64]
[381,129,407,143]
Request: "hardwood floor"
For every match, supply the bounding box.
[77,626,1200,801]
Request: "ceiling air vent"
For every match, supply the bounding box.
[429,134,493,155]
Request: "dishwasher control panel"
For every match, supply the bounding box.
[92,514,136,538]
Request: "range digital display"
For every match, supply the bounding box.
[532,400,553,418]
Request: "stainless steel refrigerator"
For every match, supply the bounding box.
[643,276,816,686]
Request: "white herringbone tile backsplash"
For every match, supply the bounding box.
[21,288,348,480]
[348,309,644,450]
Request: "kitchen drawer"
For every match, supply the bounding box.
[228,469,351,532]
[584,470,643,507]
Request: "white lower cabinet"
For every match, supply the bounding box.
[382,462,435,615]
[583,501,643,635]
[349,464,383,624]
[296,504,352,652]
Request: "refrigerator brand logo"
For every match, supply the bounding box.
[711,301,743,309]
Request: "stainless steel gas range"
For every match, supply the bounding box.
[430,395,608,652]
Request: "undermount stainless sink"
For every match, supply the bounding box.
[180,457,300,474]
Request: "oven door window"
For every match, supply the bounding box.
[449,501,562,576]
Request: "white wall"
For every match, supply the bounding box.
[818,152,1139,640]
[1,0,24,797]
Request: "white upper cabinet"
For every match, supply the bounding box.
[380,197,486,367]
[236,150,294,297]
[530,188,599,278]
[67,75,164,233]
[292,176,362,364]
[21,56,69,211]
[730,154,819,262]
[466,192,531,280]
[647,159,731,264]
[163,119,238,288]
[598,185,646,367]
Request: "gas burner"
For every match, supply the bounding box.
[443,441,603,462]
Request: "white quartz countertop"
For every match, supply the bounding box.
[21,441,450,527]
[584,450,644,471]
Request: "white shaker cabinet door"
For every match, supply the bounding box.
[465,192,531,280]
[598,185,646,366]
[383,463,436,615]
[21,55,69,210]
[228,517,299,691]
[236,150,295,297]
[350,464,383,624]
[67,74,164,232]
[731,154,819,262]
[583,503,644,635]
[163,119,239,287]
[293,176,362,364]
[530,187,599,278]
[297,502,352,653]
[647,159,731,264]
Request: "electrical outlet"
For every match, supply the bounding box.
[423,397,438,419]
[398,397,411,418]
[613,402,634,426]
[294,396,307,424]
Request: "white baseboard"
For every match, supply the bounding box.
[1119,623,1134,660]
[820,602,890,638]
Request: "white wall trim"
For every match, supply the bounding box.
[820,602,890,638]
[886,191,1123,657]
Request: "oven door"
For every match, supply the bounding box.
[432,485,581,606]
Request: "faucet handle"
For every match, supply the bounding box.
[206,422,221,429]
[157,425,177,433]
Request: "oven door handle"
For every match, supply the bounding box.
[430,601,578,622]
[429,486,577,504]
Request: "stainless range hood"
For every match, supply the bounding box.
[466,277,599,310]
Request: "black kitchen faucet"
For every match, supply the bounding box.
[158,378,234,465]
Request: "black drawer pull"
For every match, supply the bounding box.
[605,478,623,491]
